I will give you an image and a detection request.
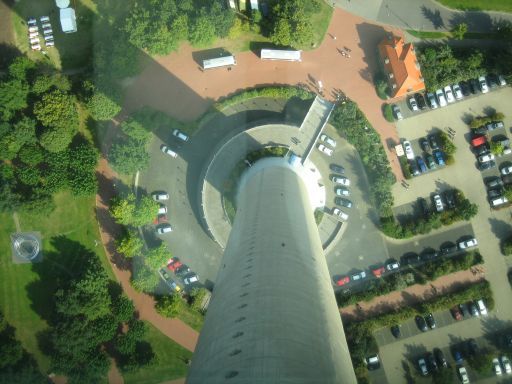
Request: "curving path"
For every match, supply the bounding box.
[123,8,405,182]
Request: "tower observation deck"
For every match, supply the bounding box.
[187,155,356,383]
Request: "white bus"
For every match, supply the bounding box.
[260,49,302,62]
[202,55,236,70]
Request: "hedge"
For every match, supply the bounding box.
[382,103,394,122]
[337,251,483,307]
[330,101,396,217]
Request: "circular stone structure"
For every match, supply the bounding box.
[200,123,341,249]
[12,233,40,261]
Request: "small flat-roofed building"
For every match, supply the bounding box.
[260,49,302,62]
[59,7,77,33]
[378,33,424,98]
[203,55,236,70]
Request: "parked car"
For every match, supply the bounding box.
[444,85,455,103]
[320,134,337,147]
[371,266,386,278]
[410,161,420,176]
[451,306,463,320]
[501,356,512,374]
[418,357,429,375]
[479,75,489,93]
[415,93,427,110]
[167,257,182,272]
[159,269,181,292]
[153,214,168,225]
[335,198,352,208]
[434,348,448,368]
[434,150,445,166]
[459,81,471,96]
[488,188,503,199]
[458,238,478,249]
[454,350,464,365]
[158,204,168,214]
[425,313,436,329]
[426,154,436,169]
[335,187,350,196]
[427,352,438,371]
[479,160,496,171]
[331,176,350,186]
[471,135,487,148]
[403,140,414,160]
[391,324,402,338]
[469,78,480,94]
[459,303,469,317]
[172,129,189,142]
[433,194,444,212]
[366,354,381,370]
[175,264,191,276]
[408,97,419,111]
[498,75,507,86]
[486,176,503,189]
[476,299,487,315]
[458,366,469,383]
[487,74,499,89]
[501,165,512,175]
[351,271,367,281]
[330,164,345,173]
[402,253,421,265]
[452,83,464,100]
[156,224,173,234]
[417,157,427,173]
[421,250,439,261]
[415,315,428,332]
[435,89,447,107]
[429,134,440,150]
[473,126,487,136]
[440,243,457,255]
[420,137,430,152]
[152,192,169,201]
[161,144,178,158]
[334,275,350,286]
[474,143,490,156]
[426,92,438,109]
[183,273,199,285]
[385,259,400,271]
[490,196,509,207]
[478,153,495,163]
[392,104,403,120]
[332,207,349,221]
[317,144,333,156]
[486,121,505,131]
[495,358,504,375]
[468,302,479,317]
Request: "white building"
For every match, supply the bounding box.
[59,8,77,33]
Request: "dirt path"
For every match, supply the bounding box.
[95,158,199,352]
[123,8,405,181]
[340,268,485,321]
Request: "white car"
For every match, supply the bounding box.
[501,356,511,374]
[172,129,189,142]
[476,299,487,315]
[156,224,173,234]
[317,144,333,156]
[452,84,464,100]
[458,367,469,384]
[351,271,366,281]
[444,85,455,103]
[161,145,178,158]
[184,273,199,285]
[332,207,348,221]
[408,97,419,111]
[331,176,350,186]
[335,187,350,196]
[434,194,444,212]
[320,134,337,147]
[386,260,400,271]
[478,153,495,163]
[501,165,512,175]
[152,192,169,201]
[392,104,403,120]
[435,89,447,107]
[157,204,167,214]
[498,75,507,86]
[418,358,428,376]
[494,358,503,375]
[458,238,478,249]
[479,75,489,93]
[403,141,414,160]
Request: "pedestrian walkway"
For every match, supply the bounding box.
[288,96,335,163]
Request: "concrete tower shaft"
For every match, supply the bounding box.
[187,158,356,384]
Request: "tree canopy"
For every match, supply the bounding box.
[110,193,159,227]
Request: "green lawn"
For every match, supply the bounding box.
[0,192,112,372]
[436,0,512,12]
[177,306,205,332]
[308,0,334,50]
[122,322,192,384]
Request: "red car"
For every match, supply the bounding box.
[167,257,182,272]
[334,276,350,286]
[153,214,168,225]
[451,306,462,321]
[371,266,386,278]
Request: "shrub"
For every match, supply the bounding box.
[382,104,394,122]
[155,294,186,318]
[398,156,412,179]
[373,72,389,100]
[501,236,512,255]
[440,131,456,155]
[86,89,122,121]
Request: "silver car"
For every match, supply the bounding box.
[320,134,337,147]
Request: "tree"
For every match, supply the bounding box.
[17,144,44,165]
[111,294,136,324]
[86,89,122,121]
[33,90,79,131]
[0,79,30,121]
[452,23,468,40]
[457,198,478,220]
[16,165,41,186]
[39,127,75,153]
[467,351,493,373]
[155,294,185,317]
[114,319,147,355]
[189,14,216,47]
[109,138,150,174]
[131,258,160,293]
[0,116,37,160]
[120,118,152,142]
[7,56,35,81]
[440,132,456,155]
[110,193,159,227]
[490,141,504,156]
[32,74,71,94]
[271,18,292,46]
[144,243,171,270]
[116,230,144,258]
[432,366,454,384]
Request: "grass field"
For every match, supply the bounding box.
[0,192,111,372]
[122,322,192,384]
[177,306,205,332]
[437,0,512,12]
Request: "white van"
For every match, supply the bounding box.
[476,299,487,315]
[491,196,508,207]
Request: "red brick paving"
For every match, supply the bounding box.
[122,8,405,181]
[340,269,485,321]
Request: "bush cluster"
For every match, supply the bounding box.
[469,112,504,129]
[337,251,483,307]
